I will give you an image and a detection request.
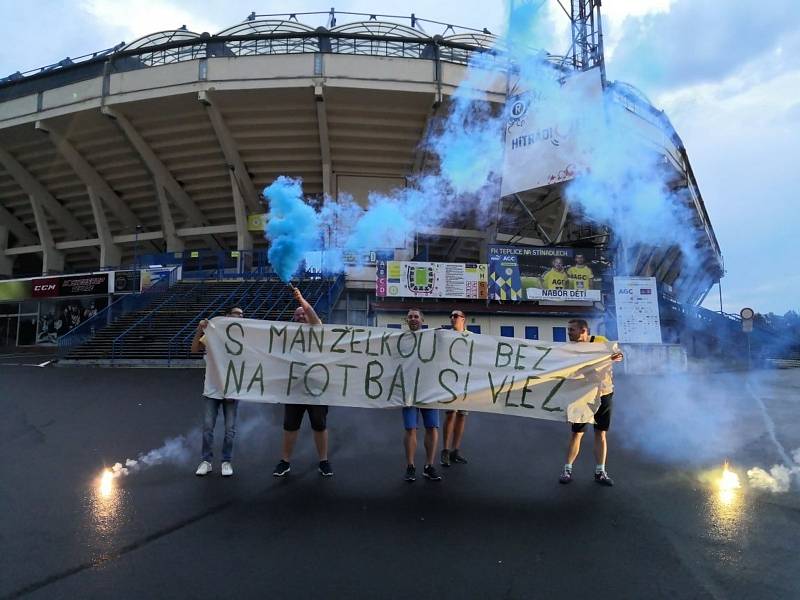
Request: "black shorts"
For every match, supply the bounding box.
[571,393,613,433]
[283,404,328,432]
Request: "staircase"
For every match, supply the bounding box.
[61,278,333,364]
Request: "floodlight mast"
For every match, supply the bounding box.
[567,0,606,84]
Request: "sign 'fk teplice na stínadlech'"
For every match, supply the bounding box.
[203,319,619,424]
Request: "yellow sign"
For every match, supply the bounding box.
[248,214,267,232]
[231,251,240,258]
[190,251,200,258]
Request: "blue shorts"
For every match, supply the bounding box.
[402,407,440,430]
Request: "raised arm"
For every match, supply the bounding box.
[190,319,209,353]
[293,287,322,325]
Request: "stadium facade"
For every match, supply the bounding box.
[0,7,723,352]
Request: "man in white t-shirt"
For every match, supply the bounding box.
[441,309,470,468]
[191,306,243,477]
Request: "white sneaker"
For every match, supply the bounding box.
[221,462,234,477]
[195,461,212,476]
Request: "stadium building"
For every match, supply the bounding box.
[0,5,736,363]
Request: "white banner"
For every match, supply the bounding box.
[500,68,603,196]
[203,319,618,423]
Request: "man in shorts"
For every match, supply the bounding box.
[272,287,333,477]
[441,309,469,467]
[402,308,442,482]
[559,319,623,486]
[192,306,244,477]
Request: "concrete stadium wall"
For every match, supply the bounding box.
[0,54,479,128]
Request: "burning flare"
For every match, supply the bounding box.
[718,461,741,505]
[98,469,114,498]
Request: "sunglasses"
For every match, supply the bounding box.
[450,314,465,319]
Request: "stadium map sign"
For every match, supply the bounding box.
[376,261,488,299]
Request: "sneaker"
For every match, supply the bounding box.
[319,460,334,477]
[272,460,291,477]
[221,462,233,477]
[559,468,573,484]
[440,449,451,467]
[594,471,614,486]
[423,464,442,481]
[195,461,212,476]
[451,450,468,464]
[404,465,416,482]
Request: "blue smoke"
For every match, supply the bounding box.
[263,176,320,282]
[261,0,704,285]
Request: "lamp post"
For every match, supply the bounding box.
[133,224,143,269]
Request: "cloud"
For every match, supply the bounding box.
[79,0,222,39]
[608,0,800,93]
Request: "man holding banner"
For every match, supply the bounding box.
[559,319,623,486]
[441,309,470,468]
[402,309,442,482]
[192,306,244,477]
[272,287,334,478]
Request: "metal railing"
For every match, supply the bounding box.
[317,273,346,320]
[2,11,502,88]
[110,281,204,362]
[133,249,280,281]
[166,280,253,364]
[57,273,173,355]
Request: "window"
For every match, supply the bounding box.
[525,326,539,340]
[500,326,514,338]
[467,325,481,334]
[552,327,567,342]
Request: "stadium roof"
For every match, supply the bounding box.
[1,11,503,86]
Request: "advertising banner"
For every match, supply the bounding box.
[613,276,662,343]
[31,278,61,298]
[488,245,605,303]
[31,273,110,298]
[0,279,31,301]
[376,261,488,299]
[60,273,109,296]
[36,296,108,345]
[111,270,141,294]
[203,319,618,424]
[247,214,267,232]
[141,267,176,291]
[500,68,603,196]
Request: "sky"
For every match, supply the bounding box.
[0,0,797,315]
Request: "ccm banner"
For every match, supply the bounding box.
[203,319,618,424]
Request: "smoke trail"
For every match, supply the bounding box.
[263,176,321,282]
[110,431,194,477]
[746,463,796,494]
[108,412,269,478]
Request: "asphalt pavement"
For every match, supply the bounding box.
[1,365,799,599]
